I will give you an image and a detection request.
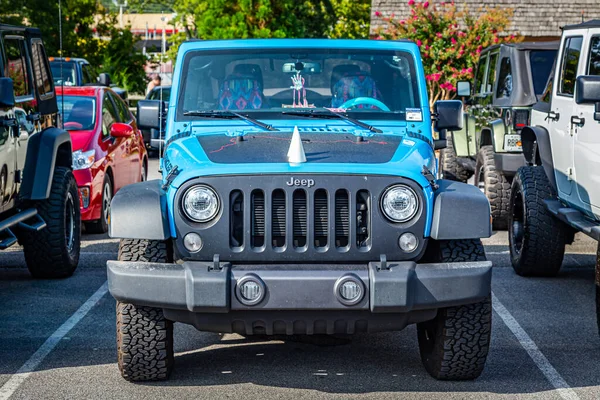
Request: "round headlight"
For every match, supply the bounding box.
[381,185,419,222]
[182,185,220,222]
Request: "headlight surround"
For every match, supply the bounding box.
[182,185,220,223]
[72,149,95,170]
[381,185,419,223]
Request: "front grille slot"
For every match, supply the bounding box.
[251,190,265,248]
[229,190,244,248]
[271,190,286,248]
[314,189,328,248]
[356,190,370,248]
[293,190,307,248]
[335,190,349,248]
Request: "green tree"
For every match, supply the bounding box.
[375,1,519,105]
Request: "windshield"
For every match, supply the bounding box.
[529,50,557,95]
[148,87,171,101]
[177,48,420,120]
[57,95,97,131]
[50,62,77,86]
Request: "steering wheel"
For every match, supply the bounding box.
[340,97,390,111]
[64,121,83,130]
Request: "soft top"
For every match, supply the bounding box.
[482,41,559,55]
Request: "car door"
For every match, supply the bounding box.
[573,33,600,211]
[3,35,38,197]
[99,92,127,191]
[548,33,585,198]
[109,91,140,183]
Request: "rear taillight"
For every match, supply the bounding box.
[513,109,530,130]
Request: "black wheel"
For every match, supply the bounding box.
[116,239,174,381]
[418,239,491,380]
[596,285,600,338]
[22,167,81,278]
[85,176,112,234]
[509,166,566,277]
[439,132,472,183]
[474,146,510,230]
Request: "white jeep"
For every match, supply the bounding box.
[509,20,600,326]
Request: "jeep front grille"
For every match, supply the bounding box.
[230,187,370,252]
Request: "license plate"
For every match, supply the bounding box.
[504,134,522,152]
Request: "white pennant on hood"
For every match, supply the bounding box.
[287,126,306,163]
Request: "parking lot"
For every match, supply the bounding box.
[0,158,597,399]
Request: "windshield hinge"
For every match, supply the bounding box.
[161,165,180,191]
[422,165,439,191]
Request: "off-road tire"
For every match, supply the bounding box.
[22,167,80,278]
[85,176,112,234]
[475,146,510,230]
[509,166,566,277]
[418,239,491,380]
[439,132,471,183]
[596,285,600,337]
[116,239,174,381]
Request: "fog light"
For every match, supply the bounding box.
[78,187,90,209]
[399,232,418,252]
[183,233,203,252]
[334,275,364,306]
[236,275,266,306]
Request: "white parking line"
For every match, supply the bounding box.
[0,281,108,400]
[492,292,580,400]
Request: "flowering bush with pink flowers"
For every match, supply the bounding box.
[375,1,519,106]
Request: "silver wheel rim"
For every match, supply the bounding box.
[65,192,75,251]
[103,182,112,226]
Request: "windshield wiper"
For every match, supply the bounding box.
[183,110,278,131]
[281,109,382,133]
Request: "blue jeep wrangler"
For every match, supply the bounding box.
[107,39,493,382]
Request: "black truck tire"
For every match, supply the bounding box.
[116,238,174,381]
[22,167,80,278]
[509,166,566,277]
[85,176,112,234]
[440,132,471,183]
[475,146,510,230]
[417,239,491,380]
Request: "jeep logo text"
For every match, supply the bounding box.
[286,177,315,188]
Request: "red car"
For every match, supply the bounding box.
[57,86,148,233]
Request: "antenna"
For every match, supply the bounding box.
[59,0,64,129]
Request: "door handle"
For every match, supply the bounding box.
[545,111,560,122]
[570,116,585,127]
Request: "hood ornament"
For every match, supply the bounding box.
[287,126,306,164]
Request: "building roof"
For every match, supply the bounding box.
[370,1,600,38]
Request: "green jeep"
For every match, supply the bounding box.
[441,42,557,229]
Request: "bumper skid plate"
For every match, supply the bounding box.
[107,260,492,314]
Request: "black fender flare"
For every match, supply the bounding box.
[21,127,72,200]
[520,126,557,191]
[109,179,170,240]
[480,127,493,147]
[430,179,492,240]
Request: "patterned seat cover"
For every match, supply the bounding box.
[331,72,380,109]
[218,74,265,110]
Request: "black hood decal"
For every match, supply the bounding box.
[198,132,401,164]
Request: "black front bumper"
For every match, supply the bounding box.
[107,259,491,334]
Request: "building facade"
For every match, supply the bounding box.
[370,0,600,40]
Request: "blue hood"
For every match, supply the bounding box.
[163,122,436,190]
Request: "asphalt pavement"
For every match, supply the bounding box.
[0,158,599,399]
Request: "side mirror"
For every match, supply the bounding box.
[137,100,167,130]
[98,73,111,87]
[110,122,134,138]
[576,76,600,121]
[434,100,463,131]
[456,81,471,97]
[0,78,15,108]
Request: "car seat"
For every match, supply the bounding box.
[218,64,266,110]
[331,71,381,109]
